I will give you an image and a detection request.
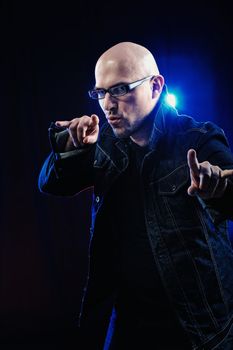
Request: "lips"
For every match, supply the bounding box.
[107,117,122,126]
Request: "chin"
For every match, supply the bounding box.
[112,127,130,139]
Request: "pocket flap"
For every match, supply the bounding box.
[157,164,189,195]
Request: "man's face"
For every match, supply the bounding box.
[95,64,156,139]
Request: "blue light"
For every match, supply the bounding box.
[165,93,177,108]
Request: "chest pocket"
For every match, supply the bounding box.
[157,163,190,196]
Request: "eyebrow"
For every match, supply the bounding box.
[94,81,130,90]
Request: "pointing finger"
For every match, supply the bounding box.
[90,114,99,126]
[187,149,200,178]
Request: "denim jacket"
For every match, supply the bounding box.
[38,101,233,349]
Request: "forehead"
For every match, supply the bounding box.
[95,59,140,88]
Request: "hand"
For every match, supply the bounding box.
[56,114,99,151]
[187,149,233,199]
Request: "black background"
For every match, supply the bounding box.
[1,1,233,346]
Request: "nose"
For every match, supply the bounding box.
[100,92,117,114]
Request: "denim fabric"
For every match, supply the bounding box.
[90,106,233,349]
[39,102,233,349]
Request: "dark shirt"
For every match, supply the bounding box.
[106,140,191,348]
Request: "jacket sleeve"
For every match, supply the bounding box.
[196,122,233,223]
[38,123,96,196]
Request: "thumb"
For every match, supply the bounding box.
[83,114,99,144]
[55,120,71,128]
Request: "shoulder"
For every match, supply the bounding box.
[160,105,232,163]
[165,105,228,143]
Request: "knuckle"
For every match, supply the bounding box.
[212,166,221,180]
[69,119,79,131]
[201,161,210,168]
[79,116,91,127]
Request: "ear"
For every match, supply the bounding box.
[151,75,164,98]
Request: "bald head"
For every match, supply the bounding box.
[95,42,160,84]
[93,42,165,144]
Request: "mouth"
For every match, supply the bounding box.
[107,116,122,127]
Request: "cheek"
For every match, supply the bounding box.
[120,90,152,119]
[121,95,140,114]
[122,103,139,121]
[136,92,154,115]
[125,96,149,117]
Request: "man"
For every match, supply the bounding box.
[38,42,233,349]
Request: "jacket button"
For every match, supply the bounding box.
[171,185,176,191]
[96,196,100,203]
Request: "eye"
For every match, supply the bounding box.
[92,89,106,99]
[110,85,128,96]
[88,88,107,99]
[98,89,107,98]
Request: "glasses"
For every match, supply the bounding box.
[88,75,154,100]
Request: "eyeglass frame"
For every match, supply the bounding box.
[88,75,155,100]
